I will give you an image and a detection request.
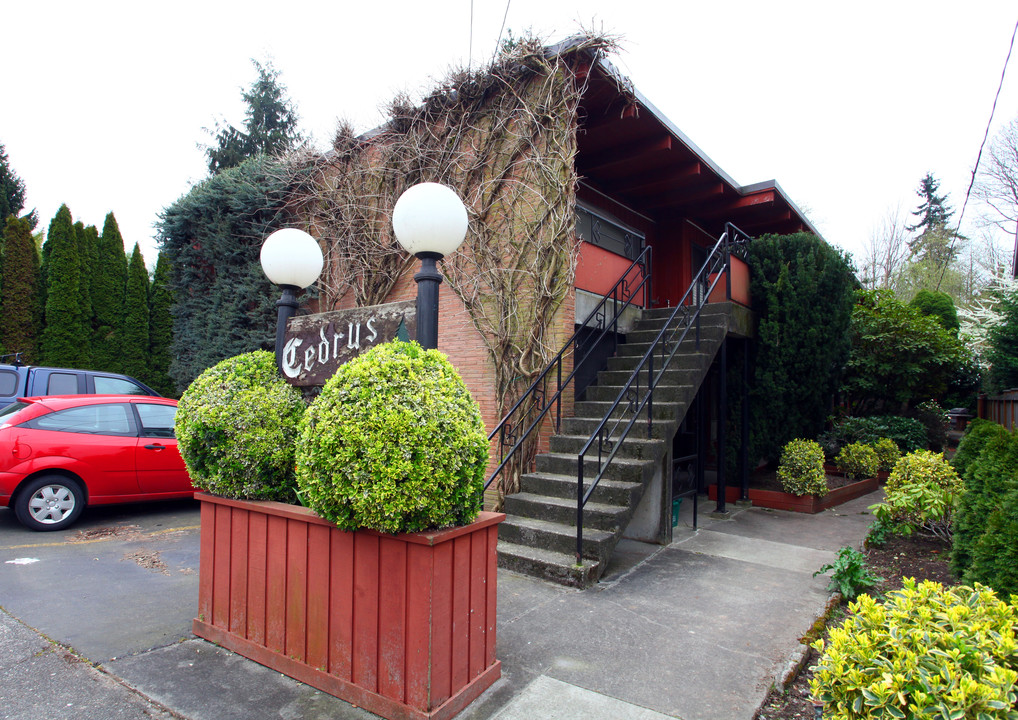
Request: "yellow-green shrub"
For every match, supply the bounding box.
[295,341,488,534]
[777,438,828,497]
[835,442,879,480]
[175,350,306,501]
[811,579,1018,720]
[869,437,901,473]
[873,450,963,541]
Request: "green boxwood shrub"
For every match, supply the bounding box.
[869,437,901,473]
[777,438,828,497]
[834,442,879,480]
[811,579,1018,720]
[874,450,962,541]
[295,341,488,534]
[175,350,306,501]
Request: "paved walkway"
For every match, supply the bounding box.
[0,491,879,720]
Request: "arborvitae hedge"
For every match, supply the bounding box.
[147,252,175,396]
[41,205,86,367]
[746,232,856,463]
[0,216,41,363]
[157,155,292,393]
[92,213,128,372]
[951,428,1018,578]
[120,244,150,381]
[966,487,1018,597]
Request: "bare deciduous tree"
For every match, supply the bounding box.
[975,118,1018,275]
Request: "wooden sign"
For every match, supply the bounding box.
[282,300,416,386]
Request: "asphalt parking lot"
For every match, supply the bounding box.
[0,499,202,664]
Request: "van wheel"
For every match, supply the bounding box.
[14,476,85,531]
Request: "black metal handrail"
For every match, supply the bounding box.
[485,246,653,493]
[574,222,751,562]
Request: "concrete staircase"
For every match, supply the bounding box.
[497,303,734,587]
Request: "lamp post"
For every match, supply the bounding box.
[392,183,468,350]
[259,228,324,374]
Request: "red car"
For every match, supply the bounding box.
[0,395,195,531]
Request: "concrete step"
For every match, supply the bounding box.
[625,323,726,346]
[584,382,695,405]
[573,398,683,421]
[595,366,704,388]
[550,433,666,461]
[535,452,654,484]
[561,414,678,441]
[498,515,614,565]
[519,471,642,505]
[496,541,600,587]
[641,302,734,322]
[503,492,629,531]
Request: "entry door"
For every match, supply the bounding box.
[690,243,708,306]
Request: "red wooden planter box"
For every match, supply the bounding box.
[193,493,504,720]
[708,476,880,513]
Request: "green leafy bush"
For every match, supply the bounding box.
[912,398,949,452]
[813,546,882,601]
[869,437,901,473]
[811,580,1018,720]
[834,442,879,480]
[295,341,488,534]
[777,438,828,497]
[175,350,306,501]
[818,415,928,458]
[873,450,962,541]
[952,429,1018,579]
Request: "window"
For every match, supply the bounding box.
[47,373,79,395]
[29,404,134,436]
[0,400,30,425]
[0,371,17,397]
[135,403,176,438]
[94,376,147,395]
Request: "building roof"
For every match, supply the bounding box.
[563,38,820,239]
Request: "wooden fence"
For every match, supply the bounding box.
[978,391,1018,430]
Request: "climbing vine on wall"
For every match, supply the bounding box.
[283,33,624,501]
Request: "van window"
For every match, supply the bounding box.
[47,373,79,395]
[0,370,17,397]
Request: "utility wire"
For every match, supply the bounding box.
[492,0,512,64]
[936,15,1018,290]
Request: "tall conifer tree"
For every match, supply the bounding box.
[148,251,175,395]
[0,216,41,362]
[41,205,86,367]
[72,221,94,366]
[120,243,150,381]
[93,213,128,371]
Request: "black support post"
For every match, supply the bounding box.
[741,338,750,502]
[714,340,728,515]
[413,252,443,351]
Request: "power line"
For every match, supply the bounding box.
[936,15,1018,291]
[492,0,512,64]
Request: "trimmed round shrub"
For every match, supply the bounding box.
[777,438,827,497]
[295,341,488,534]
[876,450,962,541]
[175,350,306,501]
[834,441,879,480]
[811,580,1018,720]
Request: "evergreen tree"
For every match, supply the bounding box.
[147,251,175,396]
[0,142,36,227]
[746,233,857,462]
[72,222,94,366]
[205,60,302,175]
[158,155,291,390]
[908,172,953,233]
[92,213,129,371]
[909,289,959,333]
[906,173,962,271]
[0,215,41,363]
[966,486,1018,597]
[40,205,86,367]
[120,244,150,381]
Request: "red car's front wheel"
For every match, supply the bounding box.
[14,475,85,531]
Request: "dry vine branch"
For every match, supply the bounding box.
[280,32,623,504]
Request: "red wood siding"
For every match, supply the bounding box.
[575,242,645,306]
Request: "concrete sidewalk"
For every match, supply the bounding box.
[1,491,879,720]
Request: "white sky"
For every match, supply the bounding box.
[4,1,1018,272]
